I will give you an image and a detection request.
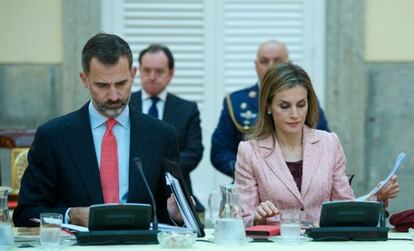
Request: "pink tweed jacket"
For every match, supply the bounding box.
[235,126,354,226]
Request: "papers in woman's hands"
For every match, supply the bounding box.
[356,152,406,201]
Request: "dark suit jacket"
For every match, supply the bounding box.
[129,91,203,195]
[13,102,179,227]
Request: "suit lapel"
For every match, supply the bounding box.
[65,103,104,204]
[135,91,143,112]
[163,93,177,124]
[260,136,302,202]
[127,109,155,202]
[300,127,322,197]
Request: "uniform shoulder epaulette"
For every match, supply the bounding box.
[226,85,259,133]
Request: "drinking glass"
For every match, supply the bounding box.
[280,209,301,240]
[40,213,62,248]
[0,186,14,247]
[214,218,246,246]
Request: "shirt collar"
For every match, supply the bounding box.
[88,101,130,129]
[141,88,167,102]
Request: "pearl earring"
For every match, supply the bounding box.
[267,110,271,115]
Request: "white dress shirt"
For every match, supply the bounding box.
[88,101,131,203]
[141,88,168,119]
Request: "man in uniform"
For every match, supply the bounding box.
[211,40,330,177]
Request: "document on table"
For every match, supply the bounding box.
[356,152,406,201]
[62,223,88,232]
[14,227,75,242]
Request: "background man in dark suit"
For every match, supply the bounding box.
[13,33,182,227]
[211,40,330,178]
[129,44,204,212]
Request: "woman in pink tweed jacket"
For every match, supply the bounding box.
[235,63,399,226]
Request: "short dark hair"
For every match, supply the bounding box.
[138,44,174,70]
[81,33,133,72]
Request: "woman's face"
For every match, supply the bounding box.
[268,85,308,135]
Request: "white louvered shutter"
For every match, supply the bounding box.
[102,0,324,119]
[102,0,325,208]
[223,0,306,93]
[105,0,206,108]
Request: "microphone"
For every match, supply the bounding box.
[379,201,386,227]
[134,157,158,231]
[74,158,160,245]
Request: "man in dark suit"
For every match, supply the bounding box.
[129,44,204,212]
[211,40,330,177]
[13,33,182,227]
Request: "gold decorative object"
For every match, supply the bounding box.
[11,148,29,195]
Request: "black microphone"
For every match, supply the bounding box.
[379,201,386,227]
[134,157,158,231]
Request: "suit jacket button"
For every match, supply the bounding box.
[300,208,304,211]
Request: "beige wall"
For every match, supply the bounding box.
[365,0,414,61]
[0,0,62,64]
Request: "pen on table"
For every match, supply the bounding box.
[30,218,40,223]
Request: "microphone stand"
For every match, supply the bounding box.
[134,157,158,231]
[379,201,386,227]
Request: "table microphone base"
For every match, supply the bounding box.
[306,226,389,241]
[75,229,159,245]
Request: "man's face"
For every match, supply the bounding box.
[139,51,174,96]
[255,42,289,83]
[80,56,137,118]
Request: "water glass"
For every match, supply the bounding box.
[214,218,246,246]
[408,228,414,241]
[280,209,301,240]
[0,223,14,247]
[40,213,62,248]
[0,186,14,247]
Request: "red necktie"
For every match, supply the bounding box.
[100,118,119,203]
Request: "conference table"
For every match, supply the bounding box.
[14,229,413,251]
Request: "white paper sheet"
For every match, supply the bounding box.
[356,152,406,201]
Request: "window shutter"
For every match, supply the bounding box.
[102,0,325,205]
[222,0,306,93]
[123,0,205,105]
[104,0,324,113]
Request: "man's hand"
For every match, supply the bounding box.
[167,193,183,225]
[254,200,279,225]
[69,207,90,226]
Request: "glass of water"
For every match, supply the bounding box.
[214,218,246,246]
[280,209,301,241]
[0,186,14,248]
[40,213,62,248]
